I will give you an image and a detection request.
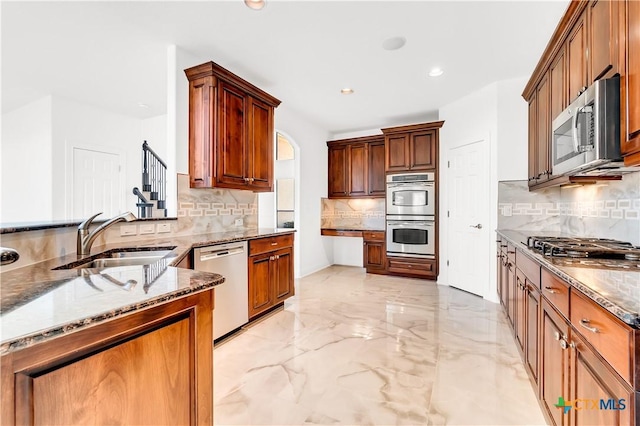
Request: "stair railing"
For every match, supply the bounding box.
[141,141,167,216]
[132,187,153,218]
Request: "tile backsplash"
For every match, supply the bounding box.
[321,198,385,230]
[498,172,640,245]
[0,174,257,271]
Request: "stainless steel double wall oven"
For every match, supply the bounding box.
[386,172,435,258]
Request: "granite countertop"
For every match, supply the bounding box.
[321,227,385,232]
[497,229,640,328]
[0,228,295,354]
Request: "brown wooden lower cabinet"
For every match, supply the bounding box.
[363,231,386,274]
[1,290,214,426]
[496,234,639,426]
[248,234,294,319]
[387,256,436,279]
[540,298,571,426]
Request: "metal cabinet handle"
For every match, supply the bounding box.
[271,242,278,246]
[469,224,483,229]
[554,331,561,341]
[579,319,599,333]
[544,286,558,294]
[560,339,568,350]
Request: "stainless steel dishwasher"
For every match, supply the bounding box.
[194,241,248,340]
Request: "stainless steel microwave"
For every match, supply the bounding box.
[551,77,620,176]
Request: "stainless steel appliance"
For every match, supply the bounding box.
[386,172,435,216]
[194,241,248,340]
[386,216,435,258]
[551,77,620,177]
[526,236,640,270]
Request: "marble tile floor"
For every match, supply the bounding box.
[213,266,546,426]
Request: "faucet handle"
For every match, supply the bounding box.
[78,212,103,231]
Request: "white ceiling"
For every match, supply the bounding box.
[2,0,569,135]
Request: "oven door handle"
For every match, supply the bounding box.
[388,222,434,227]
[387,182,434,189]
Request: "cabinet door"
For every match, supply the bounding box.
[409,130,436,170]
[328,145,348,197]
[348,143,368,196]
[367,140,386,196]
[550,51,567,129]
[525,282,540,388]
[536,74,551,181]
[364,240,386,271]
[248,252,275,319]
[274,247,294,302]
[217,81,248,187]
[506,261,516,329]
[567,10,589,103]
[621,0,640,163]
[188,76,216,188]
[540,299,571,426]
[570,333,634,426]
[385,134,410,172]
[247,96,274,191]
[589,0,619,81]
[515,269,527,355]
[498,247,509,309]
[528,95,538,186]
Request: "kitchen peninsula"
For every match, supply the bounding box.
[0,228,294,425]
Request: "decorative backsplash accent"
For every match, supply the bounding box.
[498,172,640,245]
[321,198,385,230]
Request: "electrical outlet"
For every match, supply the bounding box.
[157,223,171,233]
[234,218,243,226]
[139,224,155,235]
[120,224,137,236]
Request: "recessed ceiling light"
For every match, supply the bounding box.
[382,36,406,51]
[428,68,444,77]
[244,0,265,10]
[341,88,354,95]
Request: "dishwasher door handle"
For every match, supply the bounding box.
[199,246,244,262]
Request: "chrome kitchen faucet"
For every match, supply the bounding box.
[77,212,136,256]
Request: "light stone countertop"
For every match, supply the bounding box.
[497,229,640,328]
[0,228,295,354]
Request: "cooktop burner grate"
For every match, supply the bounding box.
[526,236,640,261]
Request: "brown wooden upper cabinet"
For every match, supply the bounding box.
[327,135,385,198]
[523,0,640,187]
[185,61,281,191]
[381,121,443,173]
[621,0,640,165]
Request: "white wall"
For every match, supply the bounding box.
[275,106,333,277]
[1,96,53,222]
[52,96,143,220]
[438,76,530,303]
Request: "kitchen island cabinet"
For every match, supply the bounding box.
[1,283,216,426]
[185,61,281,191]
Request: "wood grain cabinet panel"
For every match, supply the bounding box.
[382,122,443,173]
[363,231,386,274]
[567,9,589,103]
[248,234,295,319]
[2,291,214,426]
[621,0,640,164]
[185,61,280,192]
[327,136,385,199]
[589,0,620,81]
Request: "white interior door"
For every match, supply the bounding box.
[448,138,490,297]
[72,148,122,219]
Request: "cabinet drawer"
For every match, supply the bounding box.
[516,249,540,287]
[506,242,516,263]
[387,257,435,277]
[541,268,570,319]
[570,290,633,385]
[362,231,385,242]
[249,234,293,256]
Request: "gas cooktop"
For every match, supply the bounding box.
[526,236,640,270]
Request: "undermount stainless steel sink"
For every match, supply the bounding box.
[54,247,176,270]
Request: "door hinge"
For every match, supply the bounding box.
[447,211,450,218]
[447,161,450,168]
[447,260,449,266]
